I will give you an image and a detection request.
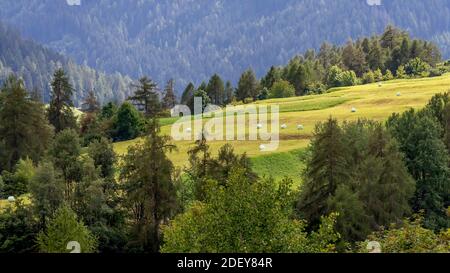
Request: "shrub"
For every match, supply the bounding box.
[362,70,375,84]
[269,80,296,98]
[384,69,394,80]
[405,58,431,77]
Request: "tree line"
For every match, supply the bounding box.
[0,66,448,252]
[180,26,448,108]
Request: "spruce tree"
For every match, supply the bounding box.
[47,69,77,133]
[235,69,259,102]
[297,117,349,227]
[206,74,225,105]
[0,75,53,171]
[129,76,161,118]
[181,82,195,106]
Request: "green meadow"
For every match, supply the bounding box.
[114,74,450,184]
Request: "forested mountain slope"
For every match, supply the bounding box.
[0,22,133,105]
[1,0,450,90]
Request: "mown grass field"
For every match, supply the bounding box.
[114,74,450,184]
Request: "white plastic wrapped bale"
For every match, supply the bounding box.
[297,124,304,130]
[259,144,266,151]
[257,124,263,129]
[396,92,401,97]
[7,196,15,202]
[351,107,357,113]
[186,128,192,133]
[281,124,287,129]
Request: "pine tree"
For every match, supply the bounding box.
[206,74,225,105]
[47,69,77,133]
[181,82,195,106]
[129,76,161,118]
[368,40,385,71]
[120,118,177,252]
[297,117,349,227]
[37,205,97,253]
[261,66,281,90]
[162,79,177,110]
[0,75,53,171]
[235,69,259,102]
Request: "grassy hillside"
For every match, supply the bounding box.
[114,74,450,183]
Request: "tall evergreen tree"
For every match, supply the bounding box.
[206,74,225,105]
[120,118,177,252]
[181,82,195,106]
[129,76,161,118]
[47,69,77,133]
[235,69,259,102]
[261,66,281,90]
[0,75,53,171]
[297,117,349,227]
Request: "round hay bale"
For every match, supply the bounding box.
[186,128,192,133]
[281,124,287,129]
[257,124,263,129]
[396,92,401,97]
[378,82,382,87]
[297,124,304,130]
[351,107,357,113]
[259,144,266,151]
[7,196,15,202]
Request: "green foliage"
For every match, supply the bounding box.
[29,161,65,220]
[87,137,117,179]
[261,66,282,90]
[120,119,178,252]
[129,76,161,118]
[48,129,82,185]
[47,69,77,133]
[37,205,98,253]
[1,158,35,196]
[162,169,340,253]
[404,57,431,77]
[269,80,295,98]
[0,201,39,253]
[236,69,259,101]
[374,68,383,82]
[387,109,450,230]
[358,215,449,253]
[362,70,375,84]
[113,102,143,141]
[396,65,407,78]
[325,66,344,88]
[181,83,195,106]
[0,75,53,171]
[206,74,225,105]
[299,118,415,242]
[340,70,358,86]
[190,89,211,112]
[384,69,394,81]
[186,140,257,202]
